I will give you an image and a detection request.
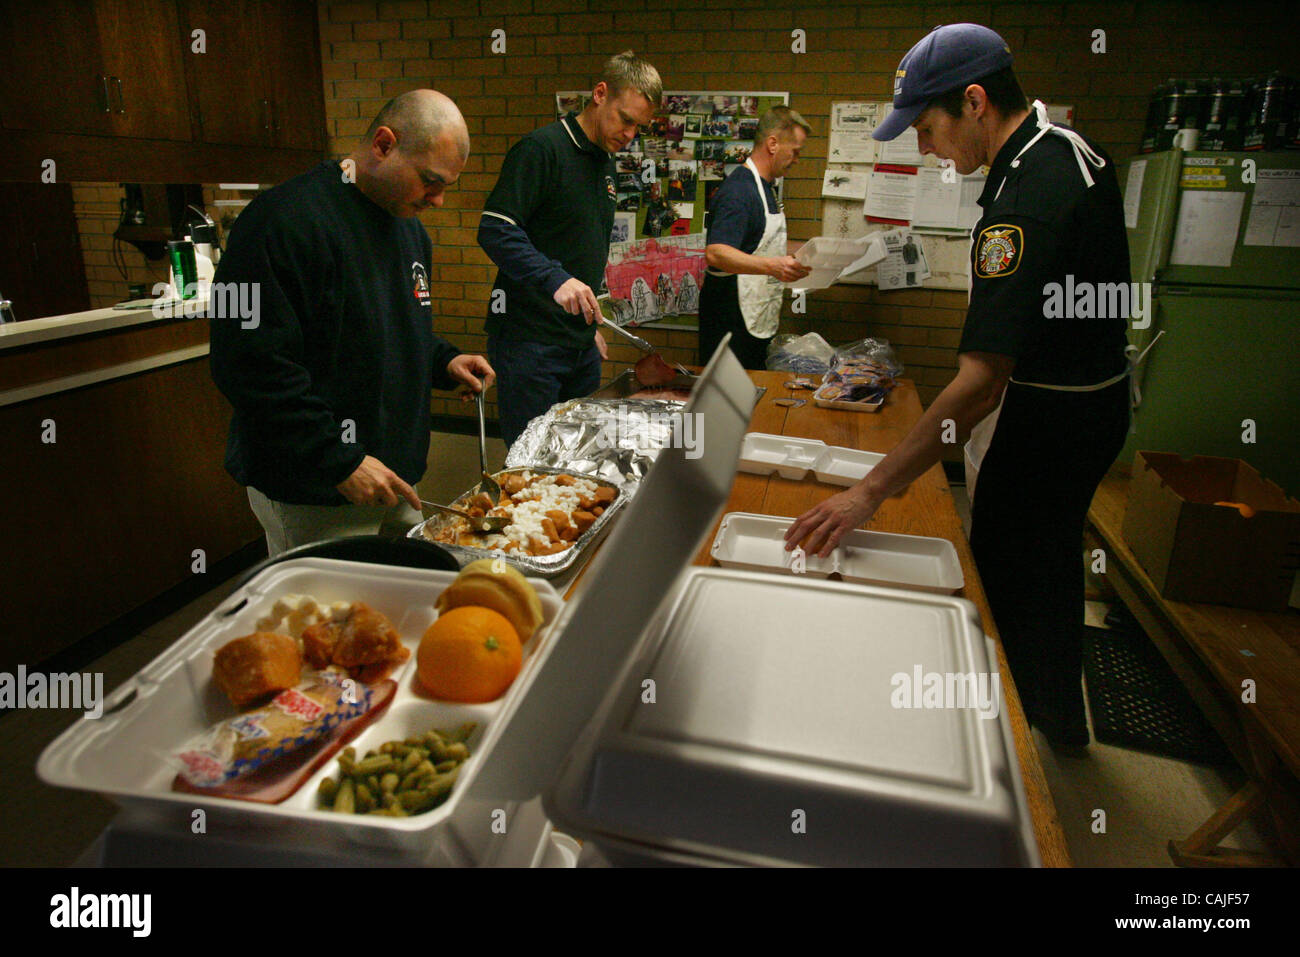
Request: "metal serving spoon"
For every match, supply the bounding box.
[420,500,509,534]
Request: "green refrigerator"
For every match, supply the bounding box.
[1119,149,1300,495]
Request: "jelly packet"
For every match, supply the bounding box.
[175,673,371,788]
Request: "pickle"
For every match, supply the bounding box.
[380,772,399,794]
[317,776,339,804]
[398,789,438,813]
[444,743,469,763]
[448,723,476,744]
[333,777,355,813]
[399,750,423,773]
[355,754,394,776]
[435,760,458,774]
[356,783,375,813]
[337,753,356,776]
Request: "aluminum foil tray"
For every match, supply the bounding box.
[407,466,625,578]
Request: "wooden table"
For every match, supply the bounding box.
[1087,464,1300,866]
[682,371,1072,866]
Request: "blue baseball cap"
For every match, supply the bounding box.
[873,24,1014,141]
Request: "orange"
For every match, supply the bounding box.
[417,606,522,703]
[1214,500,1257,519]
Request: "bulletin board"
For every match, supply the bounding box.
[817,101,981,292]
[817,99,1076,293]
[557,89,788,329]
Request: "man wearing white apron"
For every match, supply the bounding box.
[698,106,812,369]
[786,25,1134,751]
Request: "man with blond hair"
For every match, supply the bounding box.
[478,51,662,446]
[211,90,494,554]
[698,105,812,370]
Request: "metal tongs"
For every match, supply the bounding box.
[596,294,693,378]
[420,500,509,534]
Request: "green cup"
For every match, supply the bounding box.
[166,240,198,300]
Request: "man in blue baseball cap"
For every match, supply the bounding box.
[787,24,1134,752]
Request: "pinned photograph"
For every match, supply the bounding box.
[664,94,694,114]
[711,95,739,114]
[666,115,686,141]
[617,170,641,192]
[683,114,704,138]
[738,95,758,117]
[694,139,724,161]
[641,137,668,158]
[690,95,714,114]
[556,92,586,116]
[616,151,644,173]
[704,180,724,209]
[610,211,635,244]
[616,191,641,212]
[667,142,695,161]
[668,160,697,201]
[699,159,725,180]
[722,142,752,164]
[737,117,759,140]
[703,115,736,138]
[655,155,671,178]
[670,218,692,236]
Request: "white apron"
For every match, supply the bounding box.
[735,158,787,339]
[963,100,1163,501]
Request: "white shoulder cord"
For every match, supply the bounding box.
[993,99,1107,201]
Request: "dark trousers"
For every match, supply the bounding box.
[488,336,602,449]
[969,377,1130,741]
[698,274,771,371]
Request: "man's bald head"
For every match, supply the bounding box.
[363,89,469,159]
[350,90,470,217]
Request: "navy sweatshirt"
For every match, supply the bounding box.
[210,161,460,505]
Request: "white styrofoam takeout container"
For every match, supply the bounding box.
[37,559,567,864]
[812,446,886,486]
[739,433,887,486]
[711,512,965,594]
[737,432,827,479]
[543,567,1038,866]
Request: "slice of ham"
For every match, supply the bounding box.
[634,351,678,387]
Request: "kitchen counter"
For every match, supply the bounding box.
[0,297,208,351]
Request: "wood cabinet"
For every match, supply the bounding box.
[0,1,325,182]
[181,0,324,152]
[0,184,92,322]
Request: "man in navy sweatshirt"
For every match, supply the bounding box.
[478,51,662,447]
[210,90,494,555]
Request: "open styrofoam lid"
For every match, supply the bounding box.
[542,569,1035,866]
[465,338,759,804]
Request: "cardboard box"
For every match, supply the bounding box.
[1122,452,1300,611]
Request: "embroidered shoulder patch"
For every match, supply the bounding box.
[975,224,1023,278]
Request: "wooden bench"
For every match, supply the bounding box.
[1086,464,1300,866]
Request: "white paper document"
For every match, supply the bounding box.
[831,102,880,132]
[911,168,962,229]
[1243,168,1300,247]
[879,125,924,165]
[821,169,869,200]
[865,169,918,221]
[1169,191,1245,267]
[958,176,985,231]
[790,234,889,290]
[828,129,878,165]
[875,229,932,290]
[1123,160,1146,230]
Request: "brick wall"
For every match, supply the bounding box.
[315,0,1290,419]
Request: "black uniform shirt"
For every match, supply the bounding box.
[479,113,616,349]
[960,112,1131,386]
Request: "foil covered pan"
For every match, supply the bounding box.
[406,466,624,578]
[504,394,691,493]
